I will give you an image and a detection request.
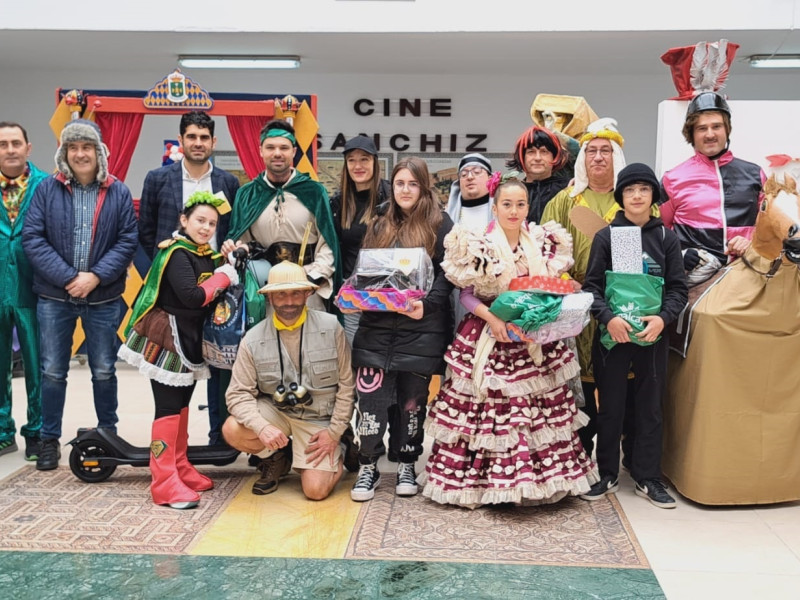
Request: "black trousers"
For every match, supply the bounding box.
[592,334,668,483]
[354,368,429,464]
[152,380,196,420]
[579,377,636,460]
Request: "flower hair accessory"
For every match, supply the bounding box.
[486,171,503,197]
[184,190,232,215]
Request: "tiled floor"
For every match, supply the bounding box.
[2,362,800,599]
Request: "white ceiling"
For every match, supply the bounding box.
[3,29,800,76]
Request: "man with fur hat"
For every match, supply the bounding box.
[542,118,654,457]
[223,260,355,500]
[22,119,138,471]
[660,92,765,285]
[0,122,48,461]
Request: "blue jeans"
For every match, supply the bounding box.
[38,298,121,440]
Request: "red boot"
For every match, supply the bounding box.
[150,414,200,509]
[175,407,214,492]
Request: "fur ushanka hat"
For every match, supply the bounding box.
[55,119,109,183]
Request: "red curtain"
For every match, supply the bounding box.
[227,115,268,180]
[95,112,144,182]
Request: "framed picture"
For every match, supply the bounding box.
[317,152,395,197]
[212,151,250,186]
[396,152,508,204]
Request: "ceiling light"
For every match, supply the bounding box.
[178,55,301,70]
[749,54,800,68]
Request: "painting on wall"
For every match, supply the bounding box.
[212,151,250,186]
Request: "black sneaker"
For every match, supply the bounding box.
[635,478,677,509]
[24,437,42,461]
[339,426,360,473]
[580,475,619,501]
[36,438,61,471]
[395,462,418,496]
[0,439,18,457]
[351,463,380,502]
[252,443,293,495]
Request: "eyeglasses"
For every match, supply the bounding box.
[393,181,420,190]
[622,184,653,197]
[459,166,487,179]
[585,148,613,158]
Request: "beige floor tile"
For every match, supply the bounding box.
[633,518,800,575]
[768,521,800,561]
[754,501,800,525]
[657,570,800,600]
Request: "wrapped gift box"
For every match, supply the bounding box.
[335,286,426,314]
[504,292,593,344]
[508,275,574,295]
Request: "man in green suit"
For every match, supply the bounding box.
[0,122,48,459]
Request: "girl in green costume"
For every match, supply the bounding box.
[119,191,237,509]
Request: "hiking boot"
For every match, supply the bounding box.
[635,478,677,509]
[339,426,360,473]
[36,438,61,471]
[252,445,292,495]
[24,437,42,461]
[580,475,619,501]
[0,439,18,457]
[351,463,380,502]
[395,462,418,496]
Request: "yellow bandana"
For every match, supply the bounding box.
[273,306,308,331]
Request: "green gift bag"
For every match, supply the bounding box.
[599,271,664,349]
[489,291,562,331]
[244,267,267,330]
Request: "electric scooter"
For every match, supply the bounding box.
[67,427,240,483]
[67,244,275,484]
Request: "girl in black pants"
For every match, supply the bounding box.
[580,163,688,508]
[350,157,454,501]
[119,192,237,509]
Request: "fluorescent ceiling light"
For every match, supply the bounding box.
[749,54,800,68]
[178,56,300,69]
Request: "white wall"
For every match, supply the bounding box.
[7,65,800,197]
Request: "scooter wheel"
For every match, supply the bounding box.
[69,439,117,483]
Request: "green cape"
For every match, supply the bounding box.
[123,238,219,339]
[228,171,342,291]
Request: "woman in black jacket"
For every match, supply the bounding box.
[350,157,454,502]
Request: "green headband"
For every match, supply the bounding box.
[260,128,297,145]
[185,190,231,215]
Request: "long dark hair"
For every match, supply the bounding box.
[339,150,382,229]
[362,157,442,257]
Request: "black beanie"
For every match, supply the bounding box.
[614,163,661,205]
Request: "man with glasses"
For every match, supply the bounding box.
[446,153,494,327]
[223,260,355,500]
[542,118,635,458]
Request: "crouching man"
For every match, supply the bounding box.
[222,260,354,500]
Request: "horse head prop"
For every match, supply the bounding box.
[752,174,800,266]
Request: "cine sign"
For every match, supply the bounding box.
[320,97,489,153]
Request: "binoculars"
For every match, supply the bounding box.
[272,382,311,408]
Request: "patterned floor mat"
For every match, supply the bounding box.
[0,466,245,555]
[346,474,649,568]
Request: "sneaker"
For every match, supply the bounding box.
[580,475,619,501]
[0,439,18,457]
[252,444,293,495]
[395,462,418,496]
[339,426,360,473]
[24,437,42,461]
[351,463,380,502]
[36,438,61,471]
[635,478,677,509]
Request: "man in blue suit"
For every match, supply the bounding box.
[138,111,240,446]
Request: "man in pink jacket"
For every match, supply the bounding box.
[660,92,765,284]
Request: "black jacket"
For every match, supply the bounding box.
[352,212,454,375]
[525,175,570,224]
[583,213,688,327]
[330,179,392,279]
